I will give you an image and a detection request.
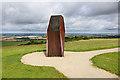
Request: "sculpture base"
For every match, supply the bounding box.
[45,53,64,57]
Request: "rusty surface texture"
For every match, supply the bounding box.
[46,15,65,57]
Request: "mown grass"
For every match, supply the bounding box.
[65,39,118,51]
[91,52,119,76]
[2,44,68,79]
[2,39,119,78]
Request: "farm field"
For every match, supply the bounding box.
[91,52,119,76]
[2,38,119,78]
[2,41,27,47]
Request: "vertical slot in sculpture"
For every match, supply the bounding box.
[46,15,65,57]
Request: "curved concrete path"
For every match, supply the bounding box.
[21,48,119,78]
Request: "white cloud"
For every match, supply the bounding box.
[2,2,118,33]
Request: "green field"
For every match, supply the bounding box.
[2,44,67,79]
[2,39,119,78]
[65,39,118,51]
[91,52,119,75]
[2,39,119,51]
[2,41,27,47]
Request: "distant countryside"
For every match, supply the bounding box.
[1,33,119,47]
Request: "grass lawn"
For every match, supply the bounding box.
[65,39,118,51]
[2,38,119,78]
[2,45,68,79]
[91,52,119,76]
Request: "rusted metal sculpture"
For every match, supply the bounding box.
[46,15,65,57]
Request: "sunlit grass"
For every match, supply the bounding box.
[91,52,119,75]
[65,39,118,51]
[2,44,67,78]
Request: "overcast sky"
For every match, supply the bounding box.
[2,2,118,33]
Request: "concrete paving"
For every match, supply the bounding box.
[21,48,119,78]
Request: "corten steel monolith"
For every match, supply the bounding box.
[46,15,65,57]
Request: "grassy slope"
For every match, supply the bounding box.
[91,52,119,76]
[2,39,119,78]
[65,39,118,51]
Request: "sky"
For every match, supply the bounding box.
[2,2,119,33]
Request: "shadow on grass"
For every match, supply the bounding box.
[43,50,47,57]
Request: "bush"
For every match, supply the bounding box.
[83,36,89,40]
[19,40,46,45]
[65,36,91,42]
